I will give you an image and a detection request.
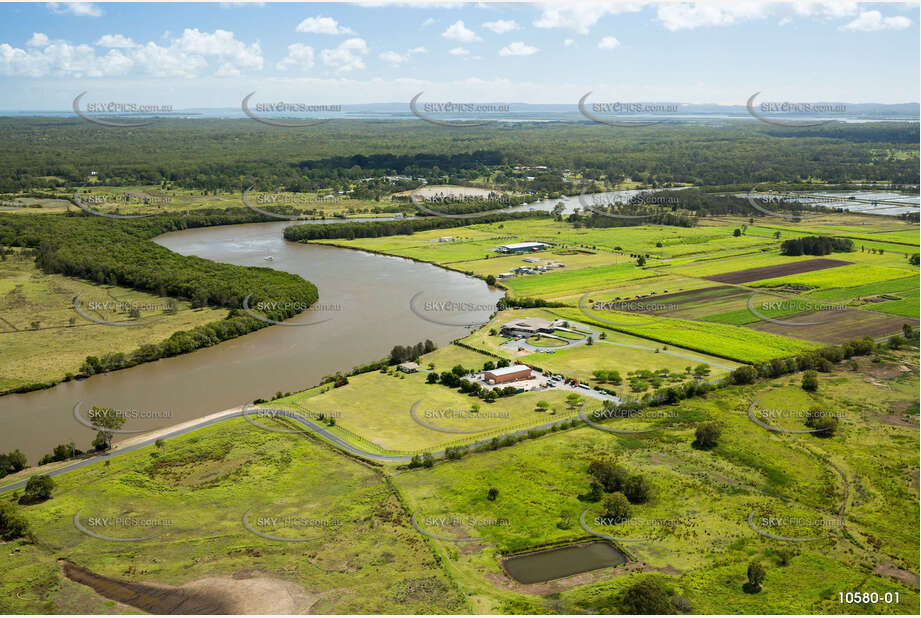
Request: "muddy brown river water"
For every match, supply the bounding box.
[0,221,503,460]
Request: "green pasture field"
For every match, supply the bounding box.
[454,250,624,278]
[549,307,821,363]
[550,273,716,305]
[274,368,579,453]
[1,417,465,614]
[393,351,919,613]
[416,344,496,371]
[0,253,225,392]
[751,264,916,291]
[662,251,820,278]
[520,336,740,386]
[504,263,659,299]
[869,289,921,318]
[807,277,919,302]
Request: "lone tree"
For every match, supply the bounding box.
[801,370,819,392]
[694,422,721,448]
[88,406,126,451]
[19,475,54,505]
[746,561,766,593]
[602,492,632,523]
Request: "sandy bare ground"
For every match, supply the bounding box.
[61,560,320,614]
[113,405,244,450]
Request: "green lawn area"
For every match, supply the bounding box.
[275,369,580,453]
[418,344,496,372]
[525,335,568,347]
[1,417,465,614]
[521,332,740,386]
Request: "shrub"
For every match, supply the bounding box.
[619,577,675,614]
[623,475,652,504]
[746,561,766,592]
[19,474,54,505]
[694,422,721,448]
[804,408,839,437]
[801,370,818,392]
[602,492,632,522]
[0,502,31,541]
[731,365,758,385]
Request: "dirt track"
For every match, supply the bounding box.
[61,560,319,614]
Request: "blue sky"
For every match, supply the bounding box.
[0,1,918,109]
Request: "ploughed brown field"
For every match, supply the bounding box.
[703,258,853,284]
[747,308,917,344]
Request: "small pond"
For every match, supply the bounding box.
[501,540,627,584]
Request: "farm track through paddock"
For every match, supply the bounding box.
[702,258,854,284]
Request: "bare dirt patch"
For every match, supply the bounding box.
[874,562,920,587]
[61,560,319,614]
[703,258,852,284]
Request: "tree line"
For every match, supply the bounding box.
[283,211,549,241]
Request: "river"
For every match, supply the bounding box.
[0,221,504,460]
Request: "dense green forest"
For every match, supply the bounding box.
[0,209,319,387]
[0,119,917,193]
[284,210,549,241]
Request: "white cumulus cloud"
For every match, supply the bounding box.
[656,2,771,31]
[26,33,50,48]
[483,20,519,34]
[95,34,137,49]
[533,2,642,35]
[841,10,911,31]
[0,28,262,78]
[378,46,425,65]
[597,36,620,50]
[499,42,538,56]
[442,20,481,42]
[448,46,469,55]
[321,37,368,72]
[296,16,355,35]
[49,3,103,17]
[277,43,315,71]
